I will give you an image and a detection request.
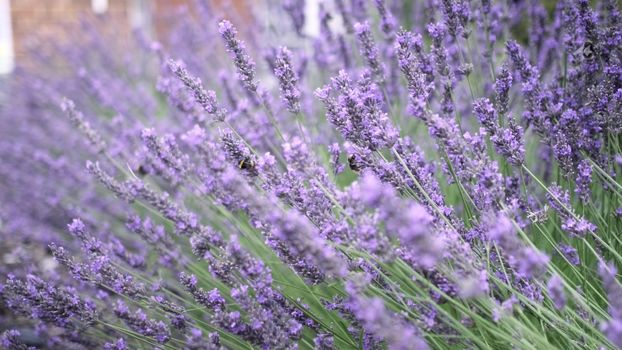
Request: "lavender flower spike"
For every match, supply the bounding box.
[273,47,301,114]
[60,97,106,153]
[103,338,128,350]
[473,98,525,165]
[487,214,550,279]
[354,21,385,83]
[168,59,227,122]
[283,0,305,37]
[316,70,398,151]
[395,29,432,120]
[599,261,622,348]
[575,159,592,203]
[493,63,513,115]
[219,20,258,93]
[356,173,444,268]
[372,0,396,36]
[1,330,35,350]
[113,300,171,344]
[346,277,429,350]
[547,274,566,310]
[141,128,191,180]
[86,160,135,202]
[546,184,597,237]
[1,274,98,328]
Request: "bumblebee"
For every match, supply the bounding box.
[128,164,148,178]
[527,204,549,224]
[136,165,148,176]
[238,157,258,175]
[582,41,595,60]
[348,154,361,172]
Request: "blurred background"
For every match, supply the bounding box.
[0,0,262,75]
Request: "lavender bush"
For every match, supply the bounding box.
[1,0,622,349]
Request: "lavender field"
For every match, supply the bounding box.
[1,0,622,349]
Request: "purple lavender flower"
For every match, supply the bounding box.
[346,277,429,350]
[490,120,525,166]
[350,0,368,22]
[337,35,352,69]
[547,184,597,237]
[4,1,622,348]
[168,59,227,122]
[427,22,451,79]
[561,217,598,237]
[269,210,347,279]
[505,40,552,136]
[354,173,444,268]
[221,132,258,177]
[393,138,452,217]
[354,21,385,83]
[316,70,398,151]
[492,295,518,322]
[1,330,35,350]
[575,159,592,202]
[312,4,334,69]
[184,328,223,350]
[1,274,98,328]
[372,0,396,36]
[314,333,335,350]
[458,269,490,298]
[546,183,572,213]
[473,98,496,130]
[179,272,226,311]
[493,63,513,115]
[329,143,344,175]
[273,47,301,114]
[547,274,566,310]
[60,98,106,153]
[141,128,190,181]
[54,219,146,297]
[126,180,204,237]
[335,0,354,33]
[440,0,471,39]
[395,29,432,120]
[558,244,581,266]
[473,98,525,165]
[282,0,305,37]
[86,161,135,202]
[486,214,549,279]
[599,261,622,348]
[219,20,258,93]
[126,215,186,268]
[103,338,127,350]
[67,218,99,251]
[113,300,171,343]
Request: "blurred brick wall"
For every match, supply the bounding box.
[152,0,190,43]
[9,0,250,66]
[151,0,252,45]
[10,0,130,62]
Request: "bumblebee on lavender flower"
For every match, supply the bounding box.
[135,165,148,177]
[348,154,361,172]
[238,157,257,173]
[222,133,258,176]
[582,41,595,60]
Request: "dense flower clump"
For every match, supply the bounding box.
[1,0,622,349]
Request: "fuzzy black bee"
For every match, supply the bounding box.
[136,165,148,176]
[583,41,595,60]
[348,154,361,172]
[238,157,258,175]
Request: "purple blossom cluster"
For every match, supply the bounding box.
[1,1,622,349]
